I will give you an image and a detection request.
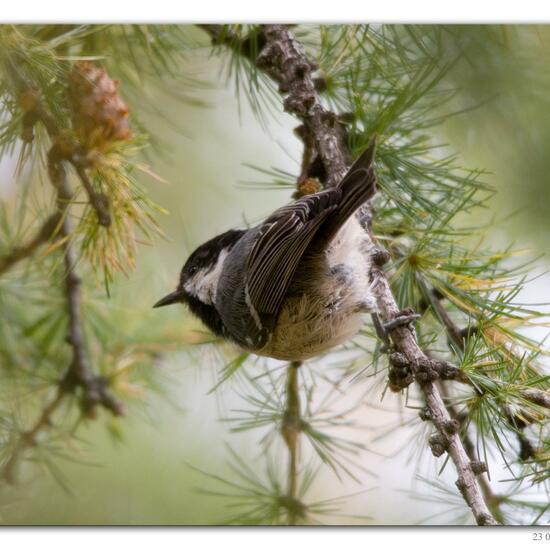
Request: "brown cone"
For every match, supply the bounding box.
[69,61,131,149]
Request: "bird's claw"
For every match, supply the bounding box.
[383,308,420,332]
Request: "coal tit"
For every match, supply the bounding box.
[154,141,378,361]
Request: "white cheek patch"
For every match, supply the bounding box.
[184,248,229,304]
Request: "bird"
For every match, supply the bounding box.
[154,140,385,362]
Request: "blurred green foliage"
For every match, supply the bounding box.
[437,25,550,247]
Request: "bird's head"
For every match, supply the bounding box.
[153,228,245,309]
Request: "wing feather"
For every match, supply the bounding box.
[245,190,339,317]
[238,140,377,347]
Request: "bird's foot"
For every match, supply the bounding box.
[383,308,420,332]
[371,308,420,354]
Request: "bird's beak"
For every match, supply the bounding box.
[153,289,185,308]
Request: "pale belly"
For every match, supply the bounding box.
[258,295,367,361]
[258,217,376,362]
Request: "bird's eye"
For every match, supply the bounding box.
[188,265,198,276]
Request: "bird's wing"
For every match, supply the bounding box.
[242,141,377,348]
[245,188,339,319]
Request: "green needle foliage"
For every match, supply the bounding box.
[0,23,549,526]
[198,24,550,525]
[0,24,205,488]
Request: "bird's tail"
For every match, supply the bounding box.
[322,137,377,242]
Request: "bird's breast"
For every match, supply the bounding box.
[258,294,366,361]
[257,217,376,361]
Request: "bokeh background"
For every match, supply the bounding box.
[1,24,550,525]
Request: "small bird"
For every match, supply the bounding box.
[154,141,381,361]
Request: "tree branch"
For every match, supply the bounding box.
[439,381,506,524]
[1,387,65,484]
[370,263,497,524]
[48,146,123,418]
[69,157,111,227]
[201,23,499,525]
[0,213,61,276]
[1,60,123,483]
[202,24,347,186]
[281,360,303,525]
[415,272,545,461]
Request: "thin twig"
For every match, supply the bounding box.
[281,360,302,524]
[438,381,506,524]
[371,263,497,524]
[69,157,111,227]
[1,59,123,483]
[416,272,546,460]
[0,213,61,276]
[427,358,550,414]
[48,147,123,417]
[1,387,64,484]
[416,274,464,350]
